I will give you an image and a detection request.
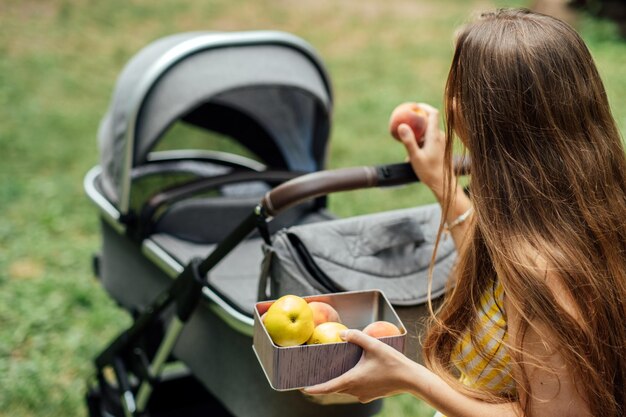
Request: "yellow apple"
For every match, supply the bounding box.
[306,322,348,345]
[308,301,341,326]
[263,295,315,347]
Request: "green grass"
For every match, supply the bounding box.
[1,1,625,417]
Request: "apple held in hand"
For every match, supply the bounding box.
[389,102,428,144]
[308,301,341,327]
[263,295,315,347]
[362,321,402,338]
[306,322,349,345]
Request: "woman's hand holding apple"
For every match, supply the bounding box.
[396,103,451,201]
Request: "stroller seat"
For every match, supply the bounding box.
[151,233,263,316]
[150,205,334,317]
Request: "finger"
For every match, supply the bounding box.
[303,331,380,395]
[340,329,382,351]
[398,124,422,161]
[302,373,352,395]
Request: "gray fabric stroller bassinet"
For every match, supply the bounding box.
[83,30,458,417]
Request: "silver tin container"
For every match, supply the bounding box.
[252,290,407,391]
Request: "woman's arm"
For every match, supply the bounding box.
[303,329,521,417]
[504,269,594,417]
[397,104,472,249]
[507,321,593,416]
[304,323,591,416]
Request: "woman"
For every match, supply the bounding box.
[304,8,626,416]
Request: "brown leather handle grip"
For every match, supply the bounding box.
[261,159,470,217]
[262,166,378,216]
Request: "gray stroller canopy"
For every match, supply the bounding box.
[97,31,333,214]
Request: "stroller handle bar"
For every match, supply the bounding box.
[262,159,469,217]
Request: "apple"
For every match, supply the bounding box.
[308,301,341,326]
[306,322,349,345]
[362,321,402,338]
[388,102,428,144]
[263,295,315,347]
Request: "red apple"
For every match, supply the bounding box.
[362,321,402,338]
[308,301,341,327]
[306,322,348,345]
[388,102,428,144]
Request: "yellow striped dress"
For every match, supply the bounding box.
[433,281,515,417]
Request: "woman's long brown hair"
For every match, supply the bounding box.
[422,9,626,416]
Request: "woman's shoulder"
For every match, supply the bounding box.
[500,241,583,322]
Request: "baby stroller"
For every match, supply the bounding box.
[83,30,459,417]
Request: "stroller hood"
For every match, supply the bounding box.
[97,31,333,214]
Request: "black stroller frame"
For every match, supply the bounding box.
[85,29,467,417]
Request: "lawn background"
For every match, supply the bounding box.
[1,1,625,416]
